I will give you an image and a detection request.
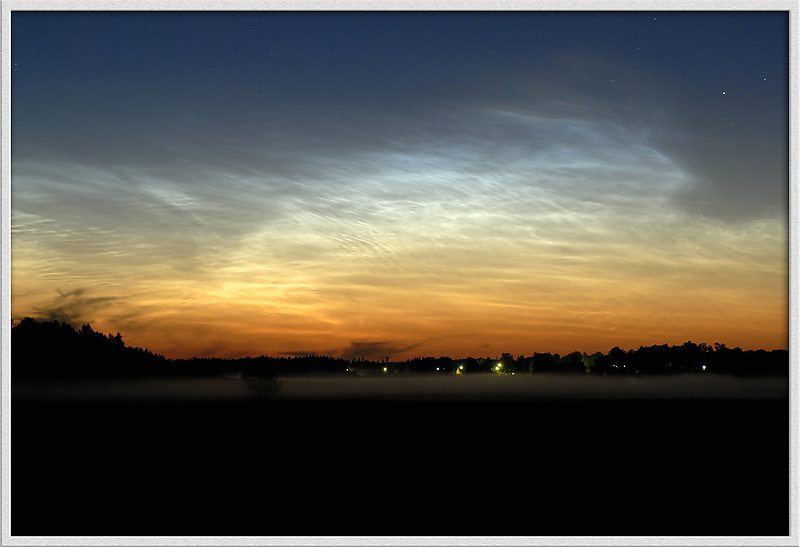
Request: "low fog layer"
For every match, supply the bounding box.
[12,373,788,403]
[276,373,788,401]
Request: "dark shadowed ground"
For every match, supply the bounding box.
[12,374,790,537]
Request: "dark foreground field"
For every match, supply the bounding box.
[12,375,790,537]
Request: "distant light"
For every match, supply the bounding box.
[383,367,387,372]
[459,365,464,370]
[701,365,707,371]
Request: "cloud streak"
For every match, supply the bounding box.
[340,339,423,361]
[30,288,122,326]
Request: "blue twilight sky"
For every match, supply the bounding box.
[10,10,790,359]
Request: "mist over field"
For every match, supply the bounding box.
[12,371,789,403]
[276,372,789,400]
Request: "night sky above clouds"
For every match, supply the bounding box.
[10,11,789,360]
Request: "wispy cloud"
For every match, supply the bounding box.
[340,340,422,361]
[27,288,122,326]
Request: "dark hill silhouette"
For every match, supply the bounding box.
[10,317,789,380]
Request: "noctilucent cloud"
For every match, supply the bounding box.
[11,11,789,360]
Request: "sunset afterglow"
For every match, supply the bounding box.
[11,11,789,360]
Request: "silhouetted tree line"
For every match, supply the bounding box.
[11,318,788,380]
[12,318,168,380]
[11,318,352,380]
[589,342,788,377]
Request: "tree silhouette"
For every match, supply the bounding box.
[11,318,789,380]
[560,351,586,374]
[241,358,280,395]
[12,318,167,380]
[531,352,559,373]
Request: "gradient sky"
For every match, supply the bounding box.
[10,10,789,360]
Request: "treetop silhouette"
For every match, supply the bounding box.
[11,318,788,380]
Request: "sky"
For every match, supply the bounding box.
[10,10,790,361]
